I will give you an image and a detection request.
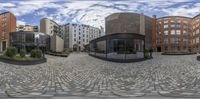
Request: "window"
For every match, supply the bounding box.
[74,38,76,41]
[196,29,199,34]
[171,24,175,28]
[171,30,175,35]
[171,38,175,43]
[165,46,168,50]
[183,38,188,42]
[164,30,168,35]
[183,25,187,29]
[171,19,175,23]
[164,19,168,23]
[164,25,168,28]
[188,20,191,24]
[164,38,168,44]
[183,30,187,34]
[176,24,181,28]
[176,38,181,44]
[196,37,199,43]
[176,30,181,35]
[176,19,181,23]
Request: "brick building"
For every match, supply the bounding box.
[152,14,200,53]
[0,12,16,51]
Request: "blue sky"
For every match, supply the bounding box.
[0,0,199,28]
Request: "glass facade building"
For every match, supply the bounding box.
[10,32,50,52]
[89,33,145,62]
[89,13,152,62]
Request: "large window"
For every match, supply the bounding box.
[164,38,168,44]
[171,38,175,43]
[164,20,168,24]
[196,37,199,43]
[171,30,175,35]
[176,18,181,23]
[183,30,187,34]
[175,38,181,44]
[176,24,181,28]
[164,30,168,35]
[171,24,175,28]
[164,24,168,28]
[176,30,181,35]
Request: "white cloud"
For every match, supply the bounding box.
[162,3,200,17]
[0,0,199,28]
[0,3,15,7]
[17,20,26,27]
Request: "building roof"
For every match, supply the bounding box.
[0,11,15,16]
[41,18,60,26]
[156,16,192,20]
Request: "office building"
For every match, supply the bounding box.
[61,23,102,51]
[0,12,16,51]
[10,32,49,52]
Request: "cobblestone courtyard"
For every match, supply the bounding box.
[0,52,200,98]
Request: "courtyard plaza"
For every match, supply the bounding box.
[0,52,200,98]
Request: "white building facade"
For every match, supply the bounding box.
[61,23,103,51]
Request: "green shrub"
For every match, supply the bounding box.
[20,49,26,58]
[5,46,17,57]
[144,49,149,59]
[30,49,42,58]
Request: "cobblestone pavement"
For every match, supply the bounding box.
[0,52,200,98]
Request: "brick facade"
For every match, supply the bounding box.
[152,15,200,52]
[0,12,16,51]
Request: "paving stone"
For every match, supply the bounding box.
[0,53,199,98]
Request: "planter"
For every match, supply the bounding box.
[0,57,47,65]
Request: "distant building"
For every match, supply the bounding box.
[10,32,49,52]
[0,12,16,51]
[17,25,39,32]
[40,18,62,37]
[61,23,102,51]
[40,18,63,52]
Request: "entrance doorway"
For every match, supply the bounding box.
[157,47,161,52]
[2,41,6,51]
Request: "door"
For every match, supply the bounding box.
[2,41,6,51]
[157,47,161,52]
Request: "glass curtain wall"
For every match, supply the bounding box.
[90,38,145,61]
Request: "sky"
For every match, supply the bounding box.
[0,0,199,28]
